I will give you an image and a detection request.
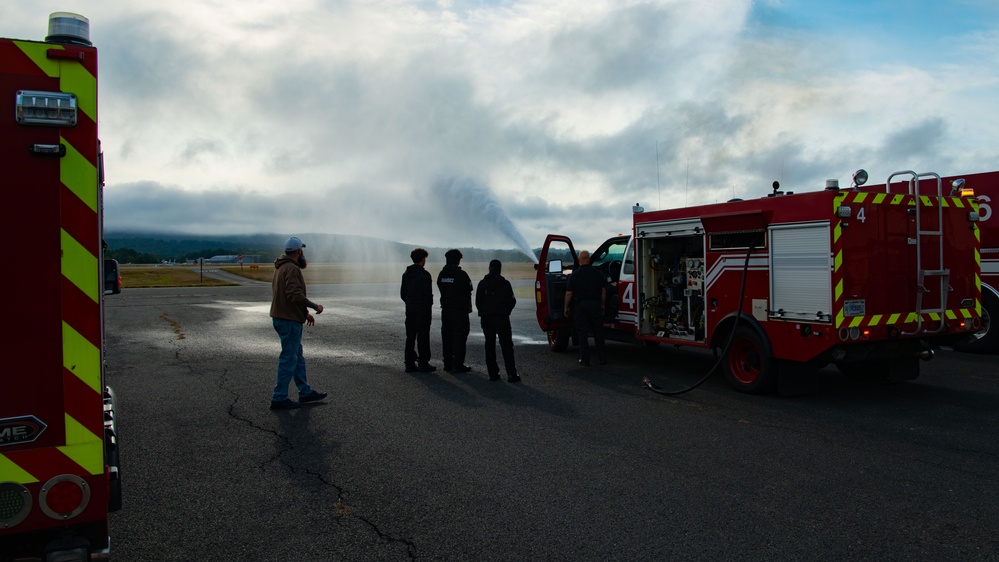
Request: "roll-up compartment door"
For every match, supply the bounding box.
[770,222,832,322]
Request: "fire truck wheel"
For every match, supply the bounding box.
[953,290,999,354]
[548,329,570,352]
[723,326,777,393]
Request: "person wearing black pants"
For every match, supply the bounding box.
[437,249,473,373]
[564,250,608,366]
[401,248,436,373]
[476,259,520,382]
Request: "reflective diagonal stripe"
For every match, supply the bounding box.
[0,454,39,484]
[14,40,60,76]
[64,413,101,447]
[58,442,104,476]
[63,321,101,393]
[62,229,99,304]
[840,309,976,328]
[1,448,89,483]
[61,139,98,212]
[64,367,104,438]
[832,196,844,327]
[60,58,97,120]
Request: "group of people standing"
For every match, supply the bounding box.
[401,248,520,383]
[265,237,609,410]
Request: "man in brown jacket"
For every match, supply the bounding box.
[269,237,327,410]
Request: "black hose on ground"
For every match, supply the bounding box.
[643,239,756,396]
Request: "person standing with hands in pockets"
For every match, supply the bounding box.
[476,259,520,382]
[269,237,328,410]
[437,249,473,373]
[401,248,437,373]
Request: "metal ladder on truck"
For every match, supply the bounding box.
[887,171,949,335]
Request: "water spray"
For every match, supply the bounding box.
[431,177,538,263]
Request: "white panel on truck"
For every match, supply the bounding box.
[769,222,832,322]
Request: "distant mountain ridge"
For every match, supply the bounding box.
[104,231,537,264]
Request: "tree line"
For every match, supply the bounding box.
[105,247,255,264]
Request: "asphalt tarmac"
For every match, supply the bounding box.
[104,282,999,561]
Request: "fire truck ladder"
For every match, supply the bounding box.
[887,170,949,336]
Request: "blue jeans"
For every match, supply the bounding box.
[272,318,314,402]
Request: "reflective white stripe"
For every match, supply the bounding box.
[614,312,638,322]
[704,254,768,291]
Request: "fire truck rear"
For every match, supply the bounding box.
[873,170,998,354]
[536,170,982,394]
[0,13,122,561]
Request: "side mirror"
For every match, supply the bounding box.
[104,259,122,295]
[548,259,562,274]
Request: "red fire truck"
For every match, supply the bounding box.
[0,13,122,561]
[535,169,982,394]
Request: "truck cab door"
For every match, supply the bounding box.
[535,235,576,347]
[615,237,638,325]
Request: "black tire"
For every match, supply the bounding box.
[103,386,123,512]
[954,290,999,354]
[107,445,122,512]
[722,326,776,394]
[548,329,569,352]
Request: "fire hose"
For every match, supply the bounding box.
[642,239,756,395]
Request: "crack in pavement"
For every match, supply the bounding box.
[219,368,418,560]
[157,311,417,558]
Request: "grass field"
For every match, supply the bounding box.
[120,262,539,288]
[118,265,238,288]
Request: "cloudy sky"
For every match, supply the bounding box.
[5,0,998,256]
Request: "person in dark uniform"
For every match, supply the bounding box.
[563,250,608,366]
[437,249,473,373]
[401,248,436,373]
[475,259,520,382]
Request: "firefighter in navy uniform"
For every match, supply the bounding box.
[564,250,608,366]
[401,248,437,372]
[437,249,474,373]
[476,259,520,382]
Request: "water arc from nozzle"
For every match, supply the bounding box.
[431,177,538,263]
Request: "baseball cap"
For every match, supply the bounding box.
[284,237,306,252]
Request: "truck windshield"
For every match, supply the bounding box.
[591,240,627,268]
[590,237,629,281]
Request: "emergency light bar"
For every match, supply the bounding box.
[46,12,91,46]
[15,90,77,127]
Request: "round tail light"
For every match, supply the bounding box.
[39,475,90,520]
[0,482,32,528]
